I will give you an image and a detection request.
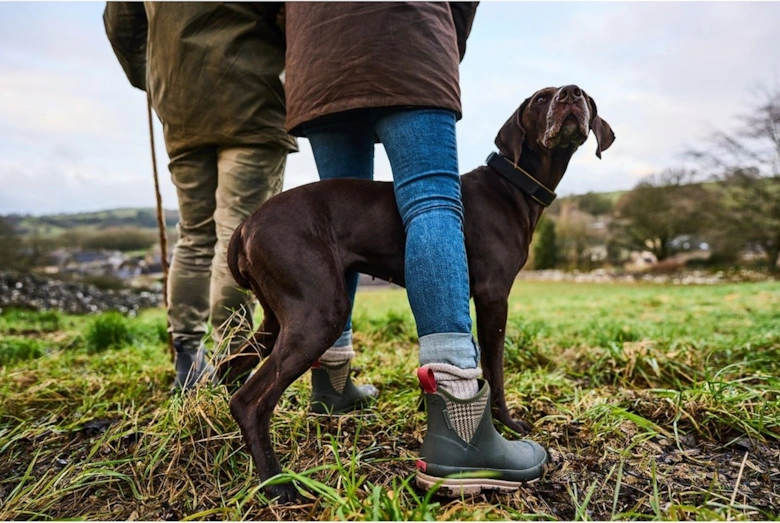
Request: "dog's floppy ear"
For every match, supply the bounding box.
[588,95,615,159]
[494,96,532,165]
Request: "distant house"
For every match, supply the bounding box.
[669,235,710,253]
[117,258,144,279]
[41,249,135,279]
[71,251,113,265]
[624,251,658,271]
[67,250,125,271]
[46,248,72,268]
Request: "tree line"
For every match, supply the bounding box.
[2,86,778,274]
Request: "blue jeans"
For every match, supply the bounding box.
[303,108,478,368]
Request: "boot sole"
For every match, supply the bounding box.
[416,471,543,497]
[415,462,547,497]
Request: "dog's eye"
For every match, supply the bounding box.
[535,96,546,104]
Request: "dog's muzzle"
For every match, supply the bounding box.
[543,88,591,148]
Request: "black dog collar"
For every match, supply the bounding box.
[486,152,556,207]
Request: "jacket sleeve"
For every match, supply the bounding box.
[103,2,148,91]
[449,2,479,62]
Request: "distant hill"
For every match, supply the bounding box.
[590,190,625,204]
[4,188,628,237]
[4,208,180,237]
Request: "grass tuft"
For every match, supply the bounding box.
[0,308,62,334]
[83,311,136,352]
[0,336,47,366]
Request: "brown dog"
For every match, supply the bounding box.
[218,85,614,502]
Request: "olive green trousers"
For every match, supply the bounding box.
[167,144,286,352]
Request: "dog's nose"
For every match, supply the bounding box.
[556,85,583,103]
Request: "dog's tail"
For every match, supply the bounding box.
[227,222,251,290]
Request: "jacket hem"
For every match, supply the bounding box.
[287,97,463,137]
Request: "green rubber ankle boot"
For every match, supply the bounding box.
[415,367,548,496]
[310,361,379,414]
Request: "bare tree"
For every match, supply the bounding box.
[556,201,605,269]
[687,84,780,272]
[711,168,780,271]
[610,169,708,261]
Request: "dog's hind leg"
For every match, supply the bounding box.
[229,296,349,503]
[226,232,353,501]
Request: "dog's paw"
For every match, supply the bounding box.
[265,483,304,505]
[494,409,532,435]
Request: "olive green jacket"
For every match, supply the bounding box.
[103,2,297,156]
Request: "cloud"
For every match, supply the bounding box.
[0,70,113,137]
[1,2,780,213]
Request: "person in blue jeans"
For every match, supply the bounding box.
[282,3,547,492]
[304,108,478,370]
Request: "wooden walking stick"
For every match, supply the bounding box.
[147,96,175,361]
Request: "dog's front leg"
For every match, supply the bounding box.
[474,294,532,435]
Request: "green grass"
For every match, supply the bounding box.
[0,281,778,520]
[0,337,47,366]
[0,309,63,334]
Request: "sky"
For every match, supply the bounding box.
[1,1,779,215]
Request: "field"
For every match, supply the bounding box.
[6,208,180,237]
[1,281,779,520]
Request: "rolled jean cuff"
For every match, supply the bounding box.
[419,332,480,369]
[334,329,353,348]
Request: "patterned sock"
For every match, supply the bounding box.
[426,363,482,400]
[317,330,355,393]
[421,364,485,443]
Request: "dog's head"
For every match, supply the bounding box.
[495,85,615,166]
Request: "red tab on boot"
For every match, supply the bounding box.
[417,366,437,393]
[415,460,427,472]
[311,360,321,369]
